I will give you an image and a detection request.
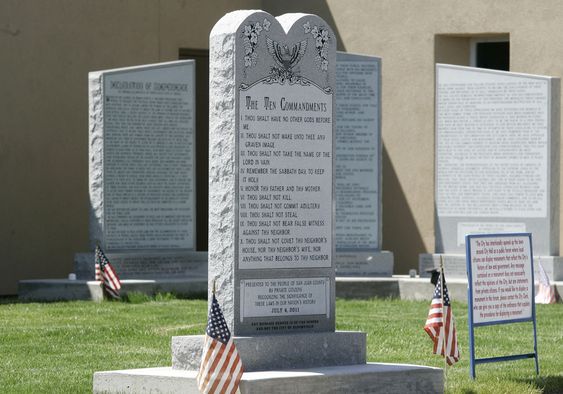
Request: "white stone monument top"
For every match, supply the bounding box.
[89,60,196,252]
[435,64,559,256]
[209,11,336,335]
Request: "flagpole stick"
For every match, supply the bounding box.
[440,256,447,389]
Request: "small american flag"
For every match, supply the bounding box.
[535,260,558,304]
[424,272,460,365]
[94,261,102,281]
[95,245,121,300]
[197,293,243,394]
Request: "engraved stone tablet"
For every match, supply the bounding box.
[435,64,560,255]
[89,61,196,251]
[84,61,202,281]
[335,52,381,251]
[334,52,392,276]
[209,11,335,335]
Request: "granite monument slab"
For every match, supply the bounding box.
[335,51,393,276]
[209,11,336,336]
[420,64,561,280]
[80,60,205,280]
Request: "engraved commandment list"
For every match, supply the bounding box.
[238,84,333,271]
[238,82,333,322]
[211,13,337,334]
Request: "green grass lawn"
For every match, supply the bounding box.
[0,296,561,393]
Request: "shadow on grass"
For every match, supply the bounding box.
[519,375,563,394]
[0,296,94,305]
[0,291,207,305]
[122,291,206,303]
[0,295,19,305]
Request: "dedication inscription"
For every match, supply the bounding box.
[435,64,559,255]
[209,11,336,335]
[90,61,196,251]
[240,277,330,321]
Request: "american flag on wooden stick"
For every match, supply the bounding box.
[197,290,243,394]
[424,272,460,365]
[535,260,559,304]
[95,245,121,300]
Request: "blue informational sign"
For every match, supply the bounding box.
[466,233,539,379]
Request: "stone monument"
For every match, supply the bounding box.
[420,64,562,281]
[335,52,393,277]
[79,60,206,284]
[208,10,337,335]
[94,11,442,393]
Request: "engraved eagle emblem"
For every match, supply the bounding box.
[266,37,307,72]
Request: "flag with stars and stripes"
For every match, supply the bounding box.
[94,260,102,281]
[535,260,559,304]
[197,293,243,394]
[424,272,460,365]
[95,245,121,300]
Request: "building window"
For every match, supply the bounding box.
[434,34,509,71]
[470,38,509,71]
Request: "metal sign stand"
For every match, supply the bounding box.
[466,233,539,379]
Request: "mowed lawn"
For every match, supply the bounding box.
[0,296,561,393]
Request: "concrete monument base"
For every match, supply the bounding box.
[419,253,563,281]
[94,330,442,393]
[18,277,207,301]
[18,275,562,302]
[172,332,366,372]
[335,251,394,277]
[74,250,208,280]
[93,363,443,394]
[336,276,469,302]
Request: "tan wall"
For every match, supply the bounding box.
[2,0,563,294]
[264,0,563,273]
[0,0,259,295]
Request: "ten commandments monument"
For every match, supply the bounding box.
[94,10,442,393]
[209,11,336,334]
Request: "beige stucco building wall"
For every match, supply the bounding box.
[0,0,260,294]
[266,0,563,270]
[2,0,563,294]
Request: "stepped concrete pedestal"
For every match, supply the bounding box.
[19,275,563,302]
[18,277,207,301]
[94,331,443,393]
[336,251,394,277]
[172,332,366,372]
[94,363,443,394]
[73,251,208,281]
[18,251,208,301]
[336,276,469,302]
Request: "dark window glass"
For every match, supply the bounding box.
[476,42,509,71]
